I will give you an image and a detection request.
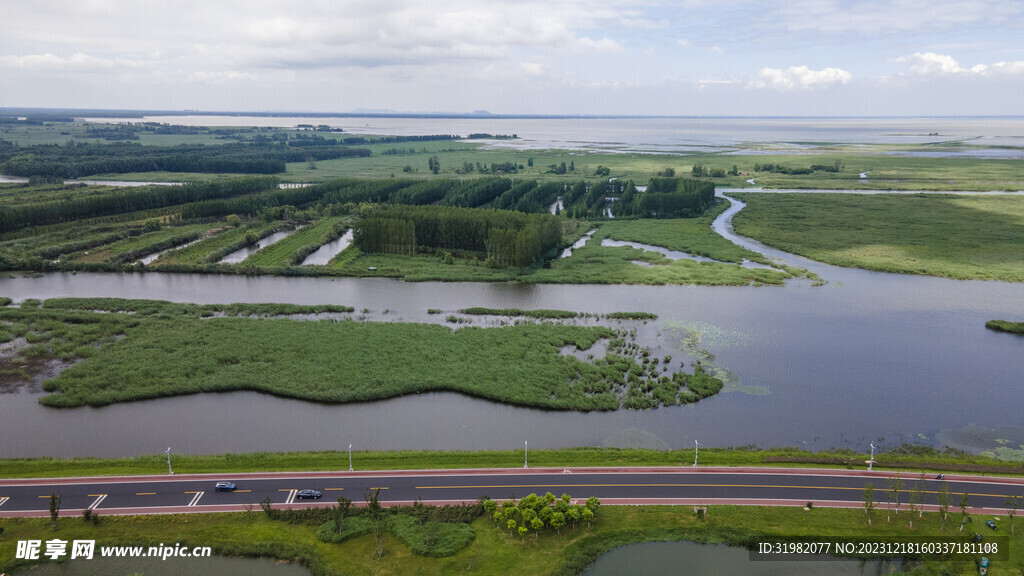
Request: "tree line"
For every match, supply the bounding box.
[353,204,562,268]
[0,141,371,178]
[0,177,279,234]
[615,177,715,218]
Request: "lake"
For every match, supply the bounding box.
[84,116,1024,153]
[2,222,1022,457]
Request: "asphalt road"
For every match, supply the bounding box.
[2,467,1023,517]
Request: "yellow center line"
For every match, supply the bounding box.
[184,491,202,494]
[136,492,156,496]
[38,495,52,499]
[324,488,345,491]
[234,489,252,493]
[87,494,105,497]
[368,487,389,490]
[413,483,1019,499]
[278,489,295,492]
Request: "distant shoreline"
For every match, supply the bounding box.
[3,107,1024,120]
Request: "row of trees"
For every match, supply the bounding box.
[482,493,600,538]
[353,204,562,268]
[0,176,279,233]
[862,473,1021,535]
[753,161,843,175]
[624,177,716,218]
[490,181,562,214]
[0,142,371,177]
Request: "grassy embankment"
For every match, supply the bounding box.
[151,221,289,266]
[64,222,216,264]
[3,503,1020,576]
[1,298,714,411]
[239,217,346,267]
[732,193,1024,282]
[3,444,1022,480]
[987,320,1024,335]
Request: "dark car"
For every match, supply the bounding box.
[296,489,322,500]
[214,482,237,492]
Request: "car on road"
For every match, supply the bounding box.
[296,489,322,500]
[214,482,237,492]
[986,519,998,531]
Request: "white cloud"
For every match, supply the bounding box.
[896,52,1024,76]
[620,18,670,30]
[574,37,623,54]
[0,52,149,73]
[750,65,852,90]
[187,70,259,84]
[0,0,636,72]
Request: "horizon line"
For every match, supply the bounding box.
[2,107,1023,121]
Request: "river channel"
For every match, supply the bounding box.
[1,195,1023,458]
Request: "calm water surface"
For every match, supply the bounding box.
[1,240,1022,457]
[84,116,1024,153]
[2,182,1023,458]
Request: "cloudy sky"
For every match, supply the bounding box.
[2,0,1023,115]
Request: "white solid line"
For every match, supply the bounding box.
[87,494,107,510]
[188,491,204,507]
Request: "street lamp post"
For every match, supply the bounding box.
[868,443,875,471]
[693,440,699,468]
[348,444,353,472]
[165,447,173,475]
[524,440,528,469]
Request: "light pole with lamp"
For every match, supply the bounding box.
[524,440,528,469]
[868,443,875,471]
[165,447,173,475]
[348,444,353,472]
[693,440,699,468]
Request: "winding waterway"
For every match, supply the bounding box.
[1,195,1023,458]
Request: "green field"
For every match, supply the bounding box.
[241,217,344,267]
[152,221,284,266]
[523,236,790,286]
[732,193,1024,281]
[66,222,213,264]
[2,298,715,411]
[3,502,1020,575]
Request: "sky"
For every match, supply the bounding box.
[1,0,1023,116]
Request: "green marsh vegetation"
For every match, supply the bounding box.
[5,500,1021,575]
[732,193,1024,281]
[239,217,347,267]
[986,320,1024,335]
[597,198,770,264]
[2,297,721,411]
[524,238,790,286]
[4,119,1023,191]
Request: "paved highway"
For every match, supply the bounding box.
[2,467,1023,517]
